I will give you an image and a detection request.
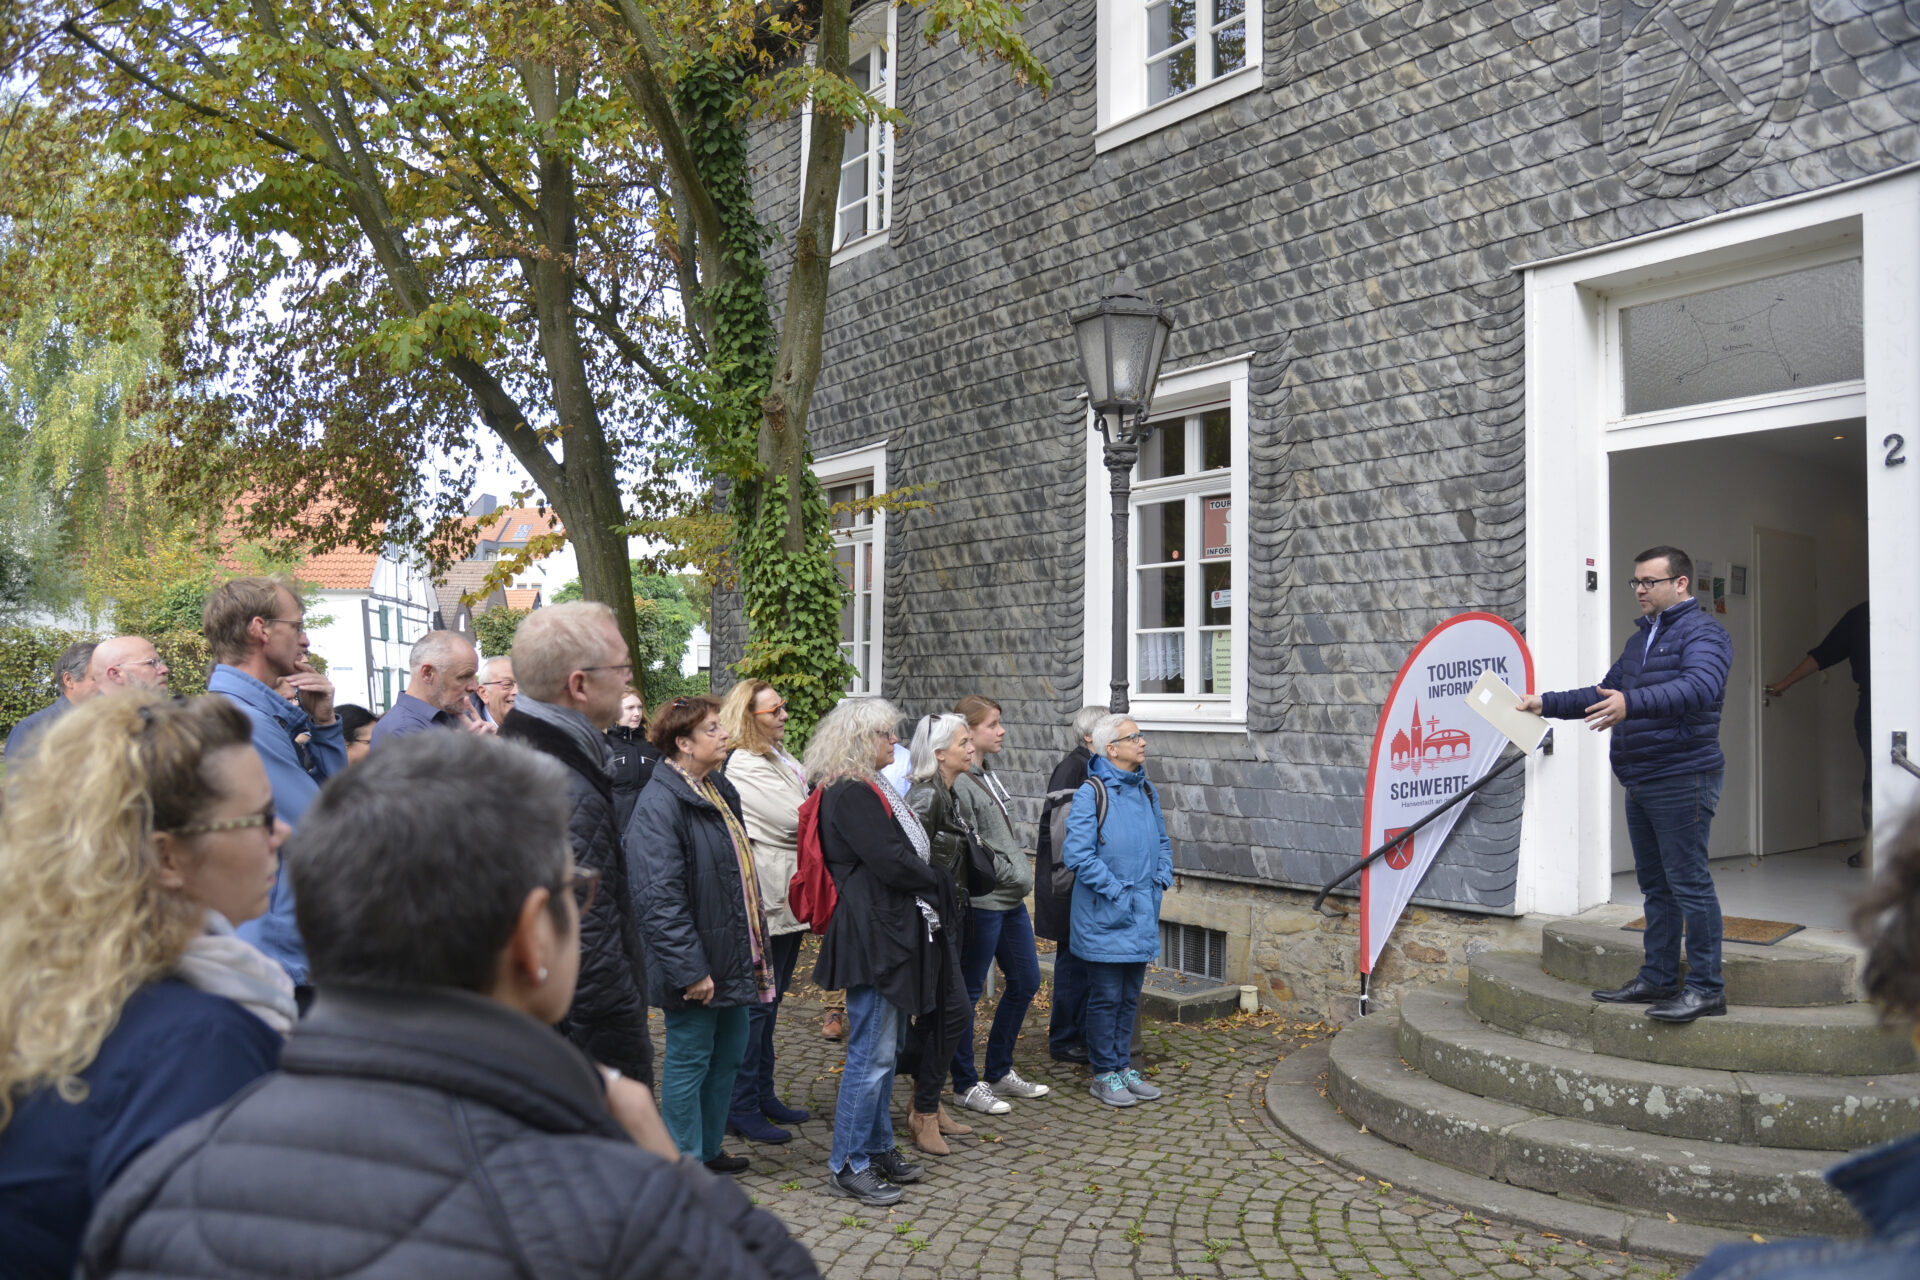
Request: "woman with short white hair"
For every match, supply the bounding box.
[807,698,954,1206]
[1061,714,1173,1109]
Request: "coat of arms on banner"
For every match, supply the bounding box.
[1601,0,1810,190]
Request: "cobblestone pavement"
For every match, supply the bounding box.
[669,964,1682,1280]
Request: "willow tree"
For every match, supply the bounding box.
[21,0,1046,722]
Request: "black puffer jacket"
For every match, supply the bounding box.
[1033,745,1092,942]
[500,709,653,1088]
[605,724,658,832]
[79,987,820,1280]
[625,764,759,1011]
[811,778,954,1017]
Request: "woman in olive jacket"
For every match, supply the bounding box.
[626,696,772,1174]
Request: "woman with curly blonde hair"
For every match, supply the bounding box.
[805,697,956,1205]
[0,693,291,1279]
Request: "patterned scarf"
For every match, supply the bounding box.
[672,760,776,1004]
[873,771,941,935]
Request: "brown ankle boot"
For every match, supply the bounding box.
[935,1103,972,1136]
[908,1110,950,1155]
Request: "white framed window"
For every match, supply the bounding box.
[800,5,897,261]
[816,442,888,695]
[1082,355,1252,730]
[1096,0,1262,153]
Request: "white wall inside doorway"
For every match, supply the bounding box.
[1607,429,1868,870]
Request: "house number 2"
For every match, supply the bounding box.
[1886,434,1907,467]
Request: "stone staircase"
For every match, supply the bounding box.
[1321,912,1919,1240]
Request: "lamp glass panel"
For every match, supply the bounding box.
[1073,315,1112,406]
[1106,312,1161,404]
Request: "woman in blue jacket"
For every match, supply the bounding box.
[0,694,291,1279]
[1060,714,1173,1108]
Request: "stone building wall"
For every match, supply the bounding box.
[731,0,1920,1002]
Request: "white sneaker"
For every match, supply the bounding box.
[989,1069,1050,1099]
[958,1083,1011,1115]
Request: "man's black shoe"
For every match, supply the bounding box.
[870,1147,924,1185]
[1646,988,1727,1023]
[830,1164,904,1206]
[703,1153,750,1174]
[1592,976,1682,1004]
[1050,1044,1090,1064]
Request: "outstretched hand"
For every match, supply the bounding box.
[1585,687,1626,731]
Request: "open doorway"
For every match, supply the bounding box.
[1605,422,1869,929]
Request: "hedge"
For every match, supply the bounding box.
[2,625,217,746]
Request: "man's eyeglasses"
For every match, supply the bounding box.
[1626,575,1681,591]
[120,658,164,670]
[566,866,601,914]
[263,617,308,633]
[172,803,276,837]
[480,677,518,689]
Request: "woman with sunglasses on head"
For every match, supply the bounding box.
[1061,714,1173,1110]
[626,695,770,1174]
[717,681,815,1145]
[0,694,293,1279]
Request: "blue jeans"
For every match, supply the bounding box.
[730,930,804,1118]
[1624,769,1724,999]
[1084,961,1146,1074]
[829,985,903,1174]
[951,904,1042,1091]
[1049,947,1090,1057]
[661,1005,750,1162]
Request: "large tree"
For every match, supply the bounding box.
[17,0,1045,728]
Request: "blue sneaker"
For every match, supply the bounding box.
[1090,1072,1137,1107]
[1120,1068,1162,1100]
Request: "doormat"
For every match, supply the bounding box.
[1623,916,1805,946]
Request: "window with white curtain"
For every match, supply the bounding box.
[816,443,888,695]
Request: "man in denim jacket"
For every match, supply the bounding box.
[1522,546,1733,1024]
[203,576,347,994]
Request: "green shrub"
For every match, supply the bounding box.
[0,625,94,742]
[153,628,212,698]
[473,607,530,659]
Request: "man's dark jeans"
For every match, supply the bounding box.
[1049,947,1090,1057]
[1623,769,1724,998]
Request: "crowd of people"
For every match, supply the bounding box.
[5,571,1911,1277]
[0,575,1177,1271]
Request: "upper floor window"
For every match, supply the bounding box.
[1096,0,1263,153]
[1147,0,1248,103]
[801,5,897,260]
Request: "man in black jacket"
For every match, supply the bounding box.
[80,731,817,1280]
[1035,706,1113,1065]
[500,601,654,1089]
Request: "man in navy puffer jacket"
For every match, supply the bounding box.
[1522,546,1734,1024]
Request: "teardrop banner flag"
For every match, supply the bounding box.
[1360,612,1534,976]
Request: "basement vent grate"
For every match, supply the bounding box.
[1159,922,1227,980]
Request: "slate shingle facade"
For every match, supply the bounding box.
[735,0,1920,917]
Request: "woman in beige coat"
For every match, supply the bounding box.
[719,680,815,1144]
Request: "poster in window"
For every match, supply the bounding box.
[1208,631,1232,695]
[1202,495,1231,558]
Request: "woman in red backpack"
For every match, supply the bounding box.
[805,698,956,1207]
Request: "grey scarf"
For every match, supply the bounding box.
[513,694,613,774]
[174,911,297,1036]
[874,771,940,935]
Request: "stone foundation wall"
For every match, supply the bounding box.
[1157,875,1546,1024]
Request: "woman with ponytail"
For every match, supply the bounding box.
[0,693,290,1279]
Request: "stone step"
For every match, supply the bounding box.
[1327,1014,1860,1237]
[1541,916,1861,1007]
[1468,951,1919,1075]
[1399,985,1920,1150]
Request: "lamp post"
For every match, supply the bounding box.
[1070,276,1174,715]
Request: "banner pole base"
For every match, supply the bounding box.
[1357,972,1370,1018]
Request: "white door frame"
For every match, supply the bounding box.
[1516,172,1920,918]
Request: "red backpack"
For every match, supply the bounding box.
[789,779,890,934]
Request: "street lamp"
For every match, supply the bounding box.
[1070,276,1174,715]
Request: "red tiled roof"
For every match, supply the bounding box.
[503,588,542,611]
[216,497,380,590]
